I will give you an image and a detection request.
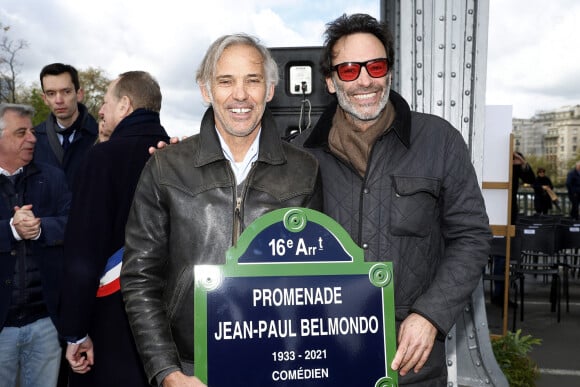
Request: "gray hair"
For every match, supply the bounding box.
[0,103,35,137]
[195,33,279,93]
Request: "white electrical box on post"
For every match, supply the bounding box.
[289,65,312,95]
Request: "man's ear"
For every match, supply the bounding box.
[76,88,85,103]
[200,83,212,104]
[119,95,132,116]
[325,76,336,94]
[265,83,275,102]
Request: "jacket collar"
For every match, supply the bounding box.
[195,106,286,167]
[0,161,40,179]
[109,109,167,139]
[22,163,40,178]
[38,103,98,136]
[303,89,411,149]
[75,103,98,135]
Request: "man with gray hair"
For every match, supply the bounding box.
[0,103,70,387]
[121,34,322,387]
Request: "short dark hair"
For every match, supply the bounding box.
[39,63,81,91]
[320,13,395,78]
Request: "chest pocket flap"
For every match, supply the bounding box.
[390,176,441,237]
[392,175,441,198]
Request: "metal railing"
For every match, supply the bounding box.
[516,188,570,217]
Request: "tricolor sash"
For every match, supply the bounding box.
[96,247,124,297]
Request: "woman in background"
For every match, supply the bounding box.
[533,167,554,214]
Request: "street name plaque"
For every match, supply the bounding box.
[194,208,398,386]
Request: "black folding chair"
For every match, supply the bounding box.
[513,223,561,323]
[556,218,580,313]
[517,214,561,226]
[483,236,520,330]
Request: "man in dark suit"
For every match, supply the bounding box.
[0,103,71,387]
[33,63,99,387]
[34,63,98,187]
[58,71,169,387]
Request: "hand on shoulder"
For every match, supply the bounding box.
[149,136,186,155]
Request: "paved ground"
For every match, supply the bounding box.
[484,272,580,387]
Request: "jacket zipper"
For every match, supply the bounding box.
[13,175,27,316]
[324,127,391,246]
[232,162,258,246]
[357,140,380,246]
[233,196,242,245]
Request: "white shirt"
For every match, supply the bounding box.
[56,121,75,145]
[0,166,23,176]
[215,128,261,184]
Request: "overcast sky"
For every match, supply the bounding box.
[1,0,579,138]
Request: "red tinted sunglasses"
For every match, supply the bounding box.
[332,58,389,82]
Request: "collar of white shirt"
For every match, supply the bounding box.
[215,127,261,184]
[0,166,23,177]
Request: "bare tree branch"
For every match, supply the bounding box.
[0,22,29,103]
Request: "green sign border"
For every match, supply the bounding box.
[194,208,398,387]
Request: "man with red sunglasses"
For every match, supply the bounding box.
[295,13,491,386]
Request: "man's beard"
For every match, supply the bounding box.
[333,73,391,122]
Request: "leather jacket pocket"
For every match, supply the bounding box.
[390,175,441,237]
[168,267,194,321]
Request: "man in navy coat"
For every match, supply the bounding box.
[58,71,169,387]
[0,103,71,387]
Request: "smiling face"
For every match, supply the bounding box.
[41,72,83,128]
[326,32,391,131]
[200,43,274,140]
[0,110,36,173]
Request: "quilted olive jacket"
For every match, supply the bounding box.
[296,91,491,385]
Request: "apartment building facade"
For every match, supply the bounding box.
[513,105,580,181]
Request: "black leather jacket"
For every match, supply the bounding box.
[121,107,322,383]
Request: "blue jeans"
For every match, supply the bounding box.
[0,317,61,387]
